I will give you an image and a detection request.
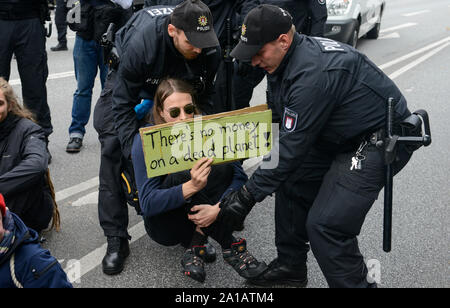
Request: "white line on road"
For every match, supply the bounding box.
[380,23,417,33]
[9,71,75,87]
[65,221,147,283]
[379,32,401,40]
[379,36,450,70]
[402,10,431,17]
[55,177,99,203]
[71,191,99,207]
[388,42,450,80]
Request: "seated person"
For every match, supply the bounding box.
[132,78,267,283]
[0,193,72,288]
[0,78,53,232]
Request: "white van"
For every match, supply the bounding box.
[324,0,386,48]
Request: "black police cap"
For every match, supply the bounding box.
[231,4,293,62]
[170,0,219,49]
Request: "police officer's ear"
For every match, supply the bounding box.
[168,24,178,38]
[277,34,291,52]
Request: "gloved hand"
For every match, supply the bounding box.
[134,99,154,120]
[218,186,256,231]
[236,61,253,77]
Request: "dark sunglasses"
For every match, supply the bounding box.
[168,103,195,118]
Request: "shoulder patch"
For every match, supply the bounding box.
[283,107,298,132]
[314,37,346,53]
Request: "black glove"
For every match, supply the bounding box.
[219,186,256,231]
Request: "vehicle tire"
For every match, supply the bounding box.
[367,22,381,39]
[348,21,359,48]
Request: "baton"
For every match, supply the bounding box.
[383,98,395,252]
[383,98,432,252]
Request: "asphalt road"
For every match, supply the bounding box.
[7,0,450,289]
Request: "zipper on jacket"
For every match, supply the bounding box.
[32,260,58,280]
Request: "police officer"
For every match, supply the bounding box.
[145,0,260,112]
[93,0,221,275]
[233,0,327,110]
[220,5,415,288]
[51,0,69,51]
[0,0,53,160]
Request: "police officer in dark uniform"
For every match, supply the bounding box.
[220,5,416,288]
[0,0,53,157]
[93,0,221,275]
[233,0,327,110]
[51,0,69,51]
[145,0,260,112]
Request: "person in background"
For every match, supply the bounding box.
[0,77,54,233]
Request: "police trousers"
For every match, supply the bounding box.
[0,18,52,137]
[275,143,412,288]
[93,70,130,240]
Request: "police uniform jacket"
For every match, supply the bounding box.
[261,0,327,36]
[0,0,41,20]
[246,33,411,202]
[112,6,221,158]
[145,0,260,45]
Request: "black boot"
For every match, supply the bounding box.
[50,43,68,51]
[102,237,130,275]
[248,258,308,287]
[223,238,268,280]
[181,247,206,283]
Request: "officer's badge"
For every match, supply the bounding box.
[241,24,247,36]
[198,16,208,27]
[283,108,298,132]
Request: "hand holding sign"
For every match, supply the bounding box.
[182,158,213,200]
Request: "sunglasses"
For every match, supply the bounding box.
[168,103,195,118]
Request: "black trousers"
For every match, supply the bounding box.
[55,0,69,45]
[143,171,235,249]
[93,70,130,240]
[0,18,52,137]
[275,143,412,288]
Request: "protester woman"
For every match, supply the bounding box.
[0,77,54,232]
[131,78,267,283]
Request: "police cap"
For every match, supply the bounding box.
[170,0,219,49]
[231,4,293,62]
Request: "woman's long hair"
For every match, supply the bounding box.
[150,78,200,125]
[0,77,34,121]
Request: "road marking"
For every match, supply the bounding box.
[65,221,147,283]
[379,32,401,40]
[388,42,450,80]
[380,22,417,33]
[9,71,75,86]
[402,10,431,17]
[71,191,99,207]
[55,177,99,203]
[379,36,450,70]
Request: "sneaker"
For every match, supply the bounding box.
[248,258,308,287]
[50,43,68,51]
[222,238,268,280]
[181,247,206,283]
[66,137,83,153]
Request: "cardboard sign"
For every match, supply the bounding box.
[139,105,272,178]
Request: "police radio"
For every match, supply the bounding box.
[381,98,432,252]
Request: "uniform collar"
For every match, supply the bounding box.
[271,33,303,77]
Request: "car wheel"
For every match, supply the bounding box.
[367,22,381,39]
[348,21,359,48]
